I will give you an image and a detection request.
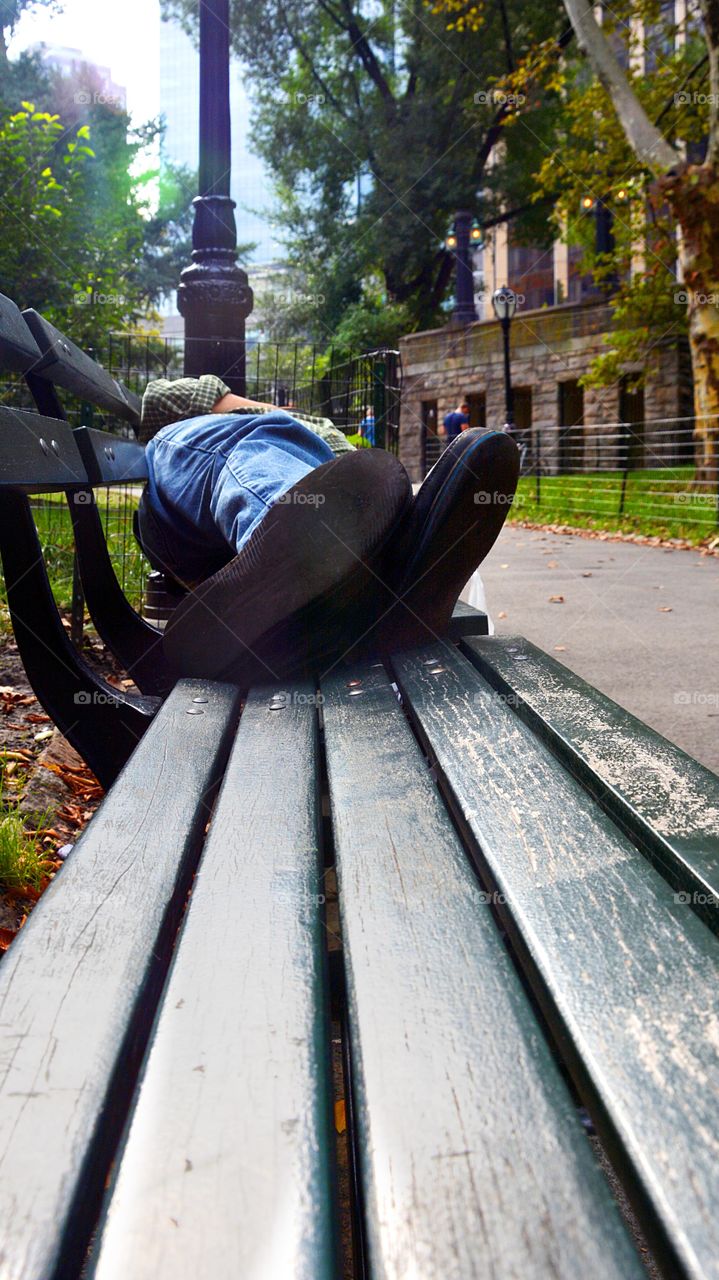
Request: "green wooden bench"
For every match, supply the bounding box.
[0,293,718,1279]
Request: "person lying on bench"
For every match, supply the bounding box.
[134,375,519,686]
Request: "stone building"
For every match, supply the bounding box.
[398,299,693,482]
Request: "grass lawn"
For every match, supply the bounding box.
[510,467,719,544]
[0,487,148,629]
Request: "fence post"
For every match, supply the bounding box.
[373,356,387,451]
[70,552,84,649]
[535,428,541,507]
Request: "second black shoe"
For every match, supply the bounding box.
[362,429,519,653]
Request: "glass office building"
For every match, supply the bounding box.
[159,17,283,269]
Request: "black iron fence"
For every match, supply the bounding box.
[504,416,719,534]
[0,339,402,642]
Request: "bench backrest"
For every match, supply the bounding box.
[0,293,169,712]
[22,307,141,425]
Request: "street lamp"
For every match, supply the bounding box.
[492,285,517,430]
[178,0,253,392]
[445,210,479,325]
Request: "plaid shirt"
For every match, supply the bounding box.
[140,375,355,456]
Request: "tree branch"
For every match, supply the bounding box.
[698,0,719,165]
[497,0,515,74]
[335,0,396,106]
[473,101,511,182]
[561,0,677,173]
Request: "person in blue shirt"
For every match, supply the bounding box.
[359,408,376,446]
[441,401,470,441]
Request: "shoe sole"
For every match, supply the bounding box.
[163,449,412,683]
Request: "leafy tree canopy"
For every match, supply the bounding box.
[162,0,566,344]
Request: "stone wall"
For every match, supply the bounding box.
[398,300,691,480]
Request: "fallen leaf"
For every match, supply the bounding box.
[547,560,558,568]
[582,572,592,578]
[25,713,50,724]
[34,729,54,742]
[554,645,567,651]
[548,595,565,604]
[0,928,17,952]
[657,606,673,613]
[500,563,509,569]
[335,1099,346,1134]
[497,610,507,619]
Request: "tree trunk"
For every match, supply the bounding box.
[662,164,719,484]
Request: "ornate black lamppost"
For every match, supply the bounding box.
[492,285,517,430]
[445,210,482,325]
[178,0,253,392]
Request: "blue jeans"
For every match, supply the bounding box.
[137,411,334,583]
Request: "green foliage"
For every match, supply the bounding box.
[514,2,708,384]
[0,42,201,345]
[163,0,566,338]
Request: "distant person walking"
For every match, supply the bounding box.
[359,408,376,446]
[441,401,470,442]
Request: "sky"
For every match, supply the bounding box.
[9,0,163,126]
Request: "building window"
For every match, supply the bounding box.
[558,380,584,473]
[619,377,645,469]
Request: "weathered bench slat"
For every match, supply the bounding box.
[22,310,141,424]
[73,425,148,485]
[0,406,86,491]
[321,662,642,1280]
[89,685,336,1280]
[462,635,719,930]
[0,680,240,1280]
[392,645,719,1280]
[0,291,44,372]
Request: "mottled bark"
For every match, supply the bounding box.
[562,0,719,486]
[662,165,719,482]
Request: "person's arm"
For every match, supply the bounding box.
[212,392,276,414]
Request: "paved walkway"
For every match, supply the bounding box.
[476,525,719,775]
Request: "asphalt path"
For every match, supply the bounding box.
[473,526,719,775]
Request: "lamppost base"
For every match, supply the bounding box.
[178,193,254,393]
[178,255,254,393]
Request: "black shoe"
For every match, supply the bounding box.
[163,449,412,686]
[365,429,519,653]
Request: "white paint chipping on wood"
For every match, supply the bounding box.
[89,686,335,1280]
[393,644,719,1280]
[322,663,643,1280]
[0,680,241,1280]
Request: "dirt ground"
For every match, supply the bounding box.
[0,627,132,947]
